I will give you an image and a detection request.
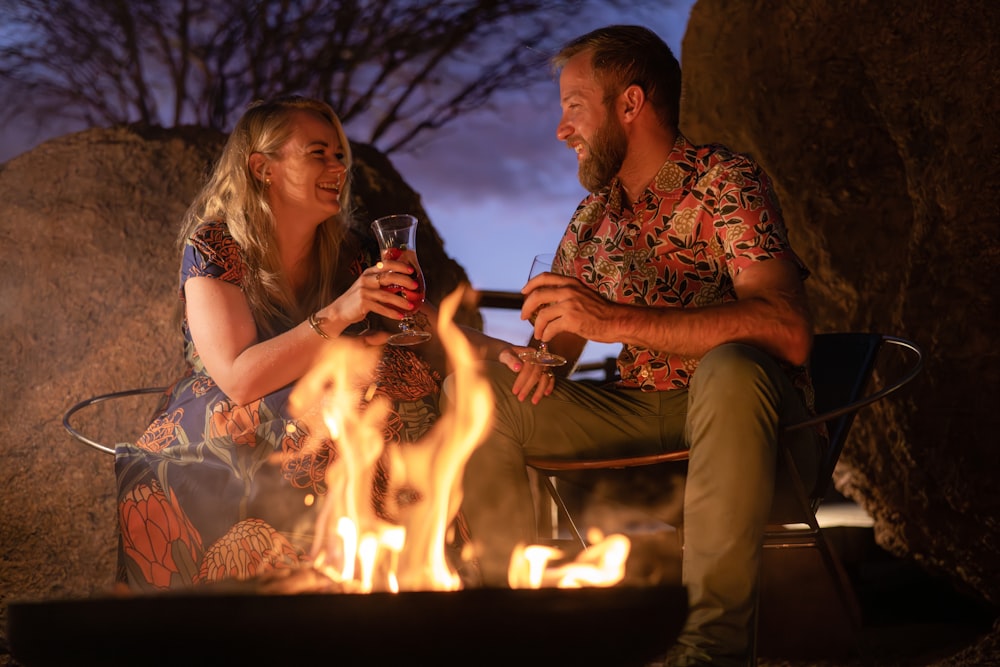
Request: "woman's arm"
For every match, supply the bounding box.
[185,257,417,405]
[184,278,329,405]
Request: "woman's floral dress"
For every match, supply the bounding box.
[114,221,441,591]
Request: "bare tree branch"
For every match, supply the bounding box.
[0,0,664,154]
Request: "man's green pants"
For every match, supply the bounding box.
[453,343,822,664]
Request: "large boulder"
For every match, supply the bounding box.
[3,1,998,661]
[681,0,999,610]
[0,124,476,656]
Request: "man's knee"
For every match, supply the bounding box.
[691,343,781,393]
[685,344,785,455]
[449,360,527,465]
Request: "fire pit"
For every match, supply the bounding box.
[8,584,687,666]
[13,292,688,665]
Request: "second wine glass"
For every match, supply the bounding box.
[519,253,567,367]
[370,214,432,346]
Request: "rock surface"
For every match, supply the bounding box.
[0,124,476,661]
[680,0,999,657]
[2,0,998,664]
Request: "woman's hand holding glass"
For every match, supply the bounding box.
[370,214,432,346]
[320,258,420,337]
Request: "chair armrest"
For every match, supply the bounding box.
[526,450,690,472]
[786,336,923,432]
[63,386,168,455]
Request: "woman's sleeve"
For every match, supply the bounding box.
[179,221,246,299]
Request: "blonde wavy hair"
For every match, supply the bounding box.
[178,95,356,337]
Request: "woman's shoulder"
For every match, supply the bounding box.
[183,219,246,284]
[188,219,234,249]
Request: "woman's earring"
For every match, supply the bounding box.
[264,178,271,188]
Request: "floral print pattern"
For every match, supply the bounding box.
[209,399,263,447]
[115,222,441,591]
[554,134,812,396]
[196,518,304,584]
[118,480,203,589]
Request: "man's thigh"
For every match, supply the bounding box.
[483,361,688,460]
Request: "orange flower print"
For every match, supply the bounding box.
[280,427,334,494]
[196,518,304,584]
[136,408,183,453]
[375,347,440,401]
[209,399,262,447]
[192,375,215,397]
[119,481,202,589]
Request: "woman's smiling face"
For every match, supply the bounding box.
[266,109,348,225]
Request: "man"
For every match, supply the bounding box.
[458,25,823,666]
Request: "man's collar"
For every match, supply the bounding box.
[606,133,690,209]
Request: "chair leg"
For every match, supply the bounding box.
[774,448,862,628]
[538,474,588,550]
[813,527,863,628]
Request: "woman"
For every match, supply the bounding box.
[115,96,454,590]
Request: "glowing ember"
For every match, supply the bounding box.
[288,286,629,593]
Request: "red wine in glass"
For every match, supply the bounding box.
[370,215,432,346]
[381,246,427,306]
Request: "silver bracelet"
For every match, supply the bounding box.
[307,312,330,340]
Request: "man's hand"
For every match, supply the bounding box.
[522,272,621,345]
[519,257,812,368]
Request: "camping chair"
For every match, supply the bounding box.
[63,386,168,455]
[523,332,923,663]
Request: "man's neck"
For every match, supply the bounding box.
[618,127,679,203]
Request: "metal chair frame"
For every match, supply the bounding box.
[523,332,923,666]
[526,334,923,545]
[63,386,168,455]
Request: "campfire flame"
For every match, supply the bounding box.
[289,286,628,592]
[509,530,630,589]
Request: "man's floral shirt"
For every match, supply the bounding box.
[553,134,811,395]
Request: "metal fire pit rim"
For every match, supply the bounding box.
[8,584,688,666]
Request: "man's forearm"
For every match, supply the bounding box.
[612,296,812,367]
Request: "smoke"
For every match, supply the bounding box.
[559,465,686,586]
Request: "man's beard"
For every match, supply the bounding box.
[578,113,627,193]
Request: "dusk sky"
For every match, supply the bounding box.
[0,2,694,365]
[393,2,693,363]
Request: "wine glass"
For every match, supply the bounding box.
[370,214,432,346]
[518,253,567,367]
